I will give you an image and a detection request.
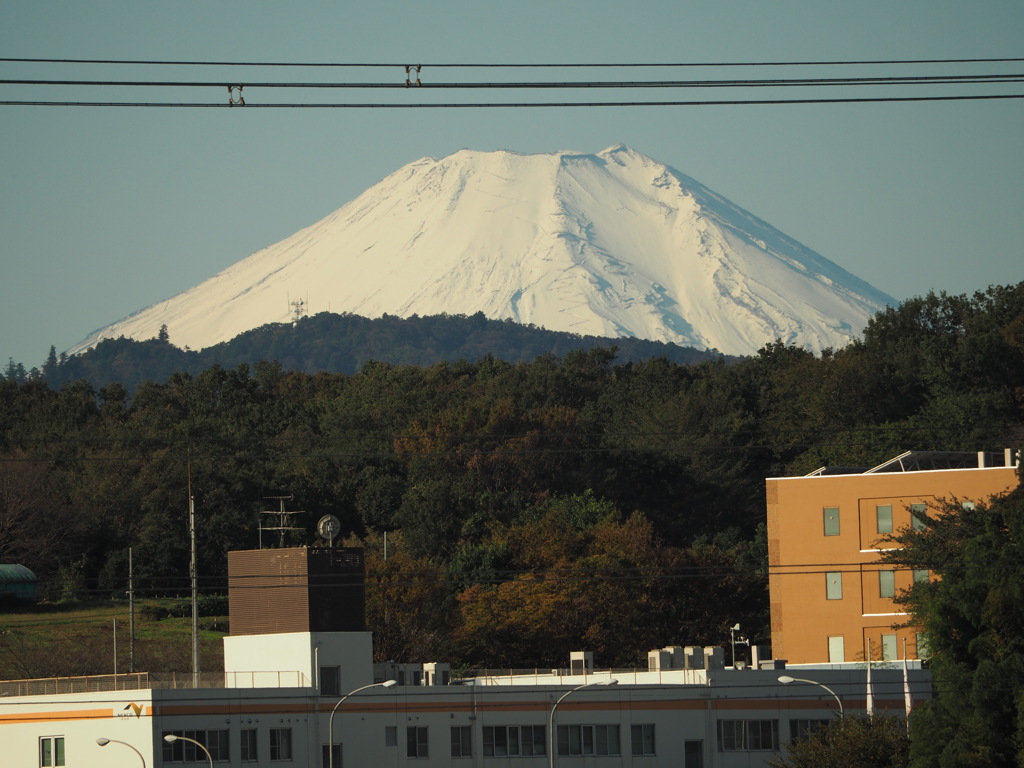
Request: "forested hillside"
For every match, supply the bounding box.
[1,283,1021,670]
[13,311,727,393]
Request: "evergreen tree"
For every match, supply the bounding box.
[882,472,1024,767]
[3,358,27,383]
[42,345,59,382]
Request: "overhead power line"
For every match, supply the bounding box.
[4,94,1024,109]
[3,56,1021,108]
[4,56,1024,68]
[5,72,1024,89]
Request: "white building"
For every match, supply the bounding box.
[0,547,929,767]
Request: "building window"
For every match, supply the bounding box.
[241,729,258,762]
[40,737,65,767]
[826,572,843,600]
[718,720,743,751]
[484,726,513,757]
[631,724,656,756]
[557,725,620,756]
[407,726,429,758]
[451,725,472,758]
[385,726,398,747]
[914,569,929,584]
[876,504,893,534]
[881,634,897,661]
[717,720,778,752]
[910,503,927,530]
[520,725,546,756]
[319,665,341,697]
[483,726,545,757]
[828,636,845,663]
[823,506,840,536]
[163,730,230,762]
[789,719,830,740]
[270,728,293,761]
[879,570,896,598]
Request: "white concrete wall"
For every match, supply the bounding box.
[223,631,373,692]
[312,631,374,692]
[0,689,156,767]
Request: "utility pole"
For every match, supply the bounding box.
[128,547,135,674]
[189,454,200,688]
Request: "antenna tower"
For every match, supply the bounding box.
[259,495,306,548]
[289,295,308,325]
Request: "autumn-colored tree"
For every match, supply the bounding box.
[362,533,455,663]
[451,492,766,668]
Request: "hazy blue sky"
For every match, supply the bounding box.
[2,1,1022,369]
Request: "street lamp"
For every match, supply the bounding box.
[548,679,618,768]
[96,737,146,767]
[778,675,844,718]
[329,680,398,768]
[163,734,213,768]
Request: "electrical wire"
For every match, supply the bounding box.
[4,56,1024,68]
[6,558,1006,607]
[5,73,1024,89]
[4,94,1023,109]
[3,57,1021,107]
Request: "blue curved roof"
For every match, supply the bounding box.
[0,564,37,583]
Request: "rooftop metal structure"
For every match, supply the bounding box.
[804,448,1019,477]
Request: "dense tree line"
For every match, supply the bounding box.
[1,283,1022,670]
[11,311,728,393]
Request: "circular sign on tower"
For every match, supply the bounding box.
[317,514,342,545]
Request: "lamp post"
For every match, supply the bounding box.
[548,679,618,768]
[96,737,146,767]
[329,680,398,768]
[778,675,844,718]
[163,734,213,768]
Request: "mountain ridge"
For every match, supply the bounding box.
[69,146,893,357]
[49,310,736,392]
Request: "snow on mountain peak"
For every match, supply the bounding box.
[69,146,894,357]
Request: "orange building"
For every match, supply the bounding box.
[767,449,1019,665]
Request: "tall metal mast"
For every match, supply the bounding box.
[189,454,199,687]
[128,546,135,674]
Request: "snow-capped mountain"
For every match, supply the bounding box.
[70,145,893,357]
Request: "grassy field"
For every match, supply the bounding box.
[0,599,227,681]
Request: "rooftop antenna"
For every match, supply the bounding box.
[317,514,341,547]
[260,495,305,548]
[730,623,749,668]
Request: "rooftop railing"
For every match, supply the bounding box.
[0,669,311,697]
